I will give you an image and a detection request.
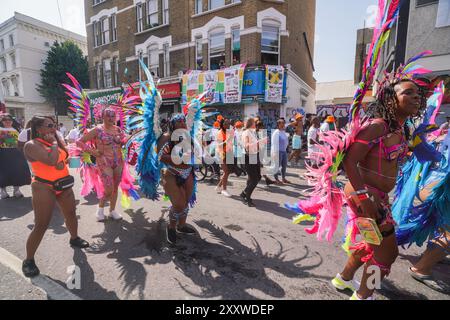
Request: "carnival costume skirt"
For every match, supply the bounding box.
[0,148,31,187]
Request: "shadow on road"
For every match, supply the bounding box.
[165,219,328,299]
[86,208,172,299]
[379,279,429,300]
[79,207,328,299]
[0,197,33,221]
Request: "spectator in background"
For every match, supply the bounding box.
[271,118,290,184]
[66,125,81,144]
[256,119,276,186]
[0,113,31,199]
[59,123,67,138]
[215,117,233,197]
[288,114,304,166]
[307,117,321,168]
[320,116,336,132]
[18,120,33,151]
[240,118,262,207]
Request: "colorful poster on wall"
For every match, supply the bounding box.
[265,65,284,103]
[224,64,245,104]
[182,64,246,105]
[203,71,220,104]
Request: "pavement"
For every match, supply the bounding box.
[0,164,448,300]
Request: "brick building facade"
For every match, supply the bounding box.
[85,0,316,122]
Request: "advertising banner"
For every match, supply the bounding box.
[265,65,284,103]
[224,64,245,104]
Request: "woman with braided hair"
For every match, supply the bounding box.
[333,78,426,300]
[158,113,197,245]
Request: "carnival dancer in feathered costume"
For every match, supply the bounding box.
[285,0,433,300]
[63,73,141,222]
[129,60,207,245]
[392,82,450,293]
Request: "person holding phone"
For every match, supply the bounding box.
[22,116,89,278]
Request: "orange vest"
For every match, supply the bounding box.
[30,139,69,182]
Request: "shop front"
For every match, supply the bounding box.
[181,65,287,128]
[157,82,182,120]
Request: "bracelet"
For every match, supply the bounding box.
[357,193,370,201]
[351,189,369,196]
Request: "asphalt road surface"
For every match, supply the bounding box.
[0,166,448,300]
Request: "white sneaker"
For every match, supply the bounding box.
[13,188,24,198]
[221,190,231,197]
[350,291,374,300]
[0,188,9,199]
[331,273,360,291]
[215,186,222,194]
[96,208,106,222]
[109,210,123,221]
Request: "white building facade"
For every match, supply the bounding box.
[0,12,87,123]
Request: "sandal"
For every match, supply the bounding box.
[22,259,40,278]
[408,267,450,294]
[70,237,90,249]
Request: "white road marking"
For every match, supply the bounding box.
[0,247,81,300]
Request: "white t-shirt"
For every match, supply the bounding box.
[307,126,320,154]
[242,129,259,155]
[59,126,67,136]
[66,128,80,141]
[18,128,31,143]
[320,122,330,132]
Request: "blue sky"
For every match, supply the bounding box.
[314,0,378,83]
[0,0,378,84]
[0,0,86,36]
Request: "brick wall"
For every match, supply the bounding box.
[85,0,316,89]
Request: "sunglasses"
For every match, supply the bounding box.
[42,123,55,129]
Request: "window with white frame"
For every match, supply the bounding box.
[209,29,225,70]
[163,43,170,77]
[0,40,4,52]
[137,3,145,33]
[102,17,110,45]
[162,0,169,25]
[113,57,119,86]
[2,79,10,96]
[9,35,14,47]
[231,27,240,65]
[0,57,6,73]
[11,76,19,96]
[195,35,203,70]
[209,0,225,10]
[147,0,159,27]
[96,62,102,88]
[93,21,102,46]
[148,44,159,77]
[195,0,203,14]
[261,23,280,65]
[103,59,112,88]
[111,15,117,41]
[10,53,16,69]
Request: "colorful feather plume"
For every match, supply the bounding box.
[412,82,446,163]
[132,59,163,200]
[62,73,91,133]
[285,0,403,243]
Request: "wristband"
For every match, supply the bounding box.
[357,193,370,201]
[351,189,369,196]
